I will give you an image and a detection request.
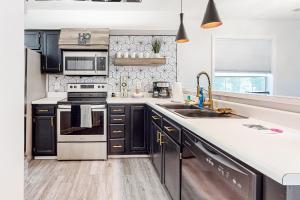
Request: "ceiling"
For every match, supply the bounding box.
[26,0,300,20]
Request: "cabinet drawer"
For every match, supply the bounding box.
[109,139,125,153]
[162,118,181,144]
[110,124,125,139]
[110,106,125,114]
[33,105,56,116]
[151,110,162,127]
[110,115,126,124]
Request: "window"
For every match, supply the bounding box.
[214,72,271,94]
[213,37,274,94]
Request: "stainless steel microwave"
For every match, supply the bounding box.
[63,51,108,76]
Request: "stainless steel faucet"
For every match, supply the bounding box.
[196,71,213,110]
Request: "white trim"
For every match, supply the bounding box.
[34,156,57,160]
[108,155,150,159]
[213,91,300,106]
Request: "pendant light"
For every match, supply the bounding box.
[201,0,223,29]
[176,0,189,43]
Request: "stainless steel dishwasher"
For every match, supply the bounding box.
[181,129,262,200]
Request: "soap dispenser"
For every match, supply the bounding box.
[199,87,205,108]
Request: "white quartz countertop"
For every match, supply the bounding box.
[108,97,300,185]
[32,97,65,105]
[32,96,300,185]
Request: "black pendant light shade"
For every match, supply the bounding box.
[201,0,223,29]
[176,13,189,43]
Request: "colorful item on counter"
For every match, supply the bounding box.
[243,124,284,134]
[199,87,205,108]
[187,95,191,101]
[270,128,283,133]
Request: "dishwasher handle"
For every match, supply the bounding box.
[194,140,247,176]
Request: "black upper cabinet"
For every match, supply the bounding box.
[41,31,61,73]
[25,31,42,51]
[25,30,61,73]
[130,105,147,152]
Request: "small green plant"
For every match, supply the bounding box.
[152,39,161,54]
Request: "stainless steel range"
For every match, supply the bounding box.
[57,83,108,160]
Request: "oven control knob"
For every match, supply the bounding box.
[70,86,73,88]
[102,85,105,88]
[74,86,77,88]
[98,85,101,88]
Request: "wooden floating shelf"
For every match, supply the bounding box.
[114,58,166,66]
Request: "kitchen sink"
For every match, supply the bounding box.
[173,109,231,118]
[157,104,199,110]
[157,103,245,119]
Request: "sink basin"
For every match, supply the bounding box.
[173,109,245,119]
[173,109,232,118]
[157,104,199,110]
[157,103,246,118]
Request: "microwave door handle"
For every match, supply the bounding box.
[95,54,97,74]
[195,141,247,175]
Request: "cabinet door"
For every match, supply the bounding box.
[33,116,56,156]
[41,31,61,73]
[130,105,146,152]
[25,31,41,51]
[163,132,181,200]
[152,122,163,181]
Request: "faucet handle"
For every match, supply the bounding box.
[196,85,200,97]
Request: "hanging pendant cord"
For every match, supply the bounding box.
[180,0,183,13]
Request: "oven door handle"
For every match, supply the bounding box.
[195,141,247,175]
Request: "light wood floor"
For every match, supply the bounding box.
[25,158,170,200]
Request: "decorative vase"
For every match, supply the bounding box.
[154,53,161,58]
[144,52,150,58]
[123,52,129,58]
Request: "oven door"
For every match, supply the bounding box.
[57,105,107,142]
[63,51,108,76]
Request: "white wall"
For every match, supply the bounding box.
[0,0,24,199]
[177,19,300,97]
[25,2,300,97]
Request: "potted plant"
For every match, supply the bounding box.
[152,39,162,58]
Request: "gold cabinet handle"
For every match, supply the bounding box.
[113,130,123,133]
[156,131,161,143]
[38,109,49,112]
[164,126,175,132]
[113,109,123,112]
[51,117,54,127]
[113,118,123,121]
[152,116,159,120]
[113,145,123,148]
[159,132,164,145]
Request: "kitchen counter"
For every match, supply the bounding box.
[32,96,300,185]
[32,97,65,105]
[108,97,300,185]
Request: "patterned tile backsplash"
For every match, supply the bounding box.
[48,35,177,94]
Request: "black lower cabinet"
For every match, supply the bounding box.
[32,104,57,156]
[163,131,181,200]
[108,104,147,155]
[33,116,56,156]
[151,121,163,181]
[130,105,146,152]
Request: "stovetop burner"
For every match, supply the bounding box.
[58,98,107,105]
[58,83,108,105]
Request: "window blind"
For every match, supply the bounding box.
[214,38,273,73]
